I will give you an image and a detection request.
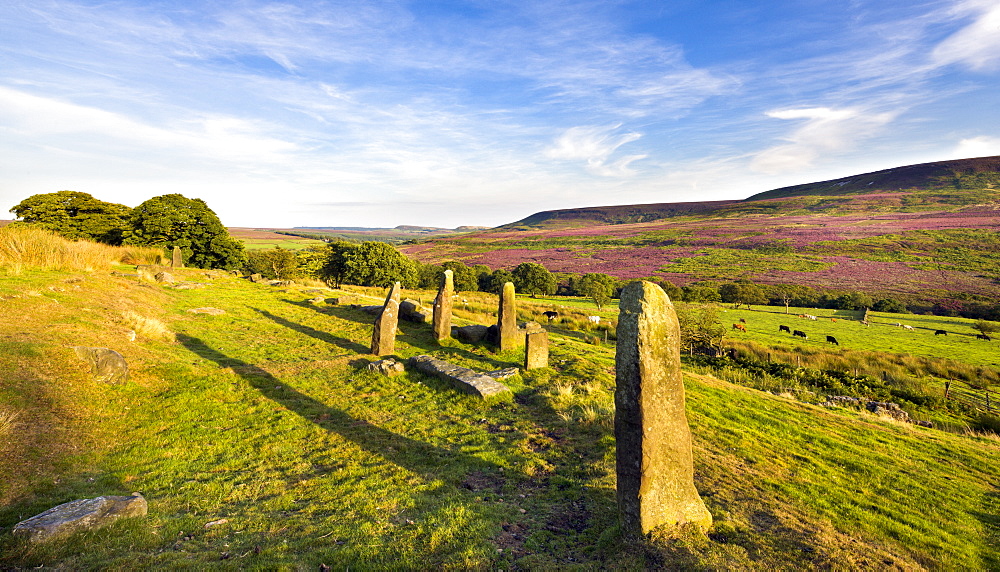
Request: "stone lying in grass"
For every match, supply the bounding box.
[73,347,129,384]
[407,355,511,398]
[366,358,405,376]
[13,492,147,543]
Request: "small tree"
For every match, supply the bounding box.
[676,304,726,355]
[341,241,418,288]
[974,319,1000,336]
[319,240,356,288]
[442,261,479,292]
[576,272,619,310]
[10,190,132,245]
[512,262,556,296]
[245,248,299,280]
[719,281,767,309]
[488,269,515,293]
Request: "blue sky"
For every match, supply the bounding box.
[2,0,999,228]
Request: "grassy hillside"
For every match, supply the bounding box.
[1,251,998,568]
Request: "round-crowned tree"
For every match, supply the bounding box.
[512,262,556,296]
[340,241,418,288]
[9,190,132,244]
[123,194,245,270]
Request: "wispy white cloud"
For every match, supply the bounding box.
[931,0,1000,71]
[750,107,897,174]
[545,125,647,177]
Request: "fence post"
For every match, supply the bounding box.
[944,380,951,400]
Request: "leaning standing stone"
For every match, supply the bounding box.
[12,493,147,543]
[614,280,712,535]
[433,270,454,341]
[73,347,129,384]
[171,246,183,268]
[370,282,401,356]
[497,281,518,351]
[525,330,548,370]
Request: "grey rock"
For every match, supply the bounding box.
[366,358,405,376]
[497,282,518,351]
[308,297,325,304]
[248,273,266,283]
[525,330,549,370]
[154,271,175,283]
[453,324,489,343]
[399,299,432,323]
[73,347,129,384]
[371,282,401,356]
[12,492,147,543]
[187,307,225,316]
[407,355,511,398]
[171,246,184,268]
[172,282,206,290]
[485,367,520,380]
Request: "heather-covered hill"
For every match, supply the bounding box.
[402,157,1000,305]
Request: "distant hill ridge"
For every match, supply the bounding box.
[506,155,1000,228]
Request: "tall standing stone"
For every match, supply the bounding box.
[525,330,549,370]
[433,270,454,341]
[371,282,401,356]
[171,246,183,268]
[614,280,712,535]
[497,281,518,351]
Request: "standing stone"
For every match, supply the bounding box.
[433,270,454,341]
[497,281,518,351]
[370,282,401,356]
[171,246,183,268]
[525,330,549,370]
[614,280,712,535]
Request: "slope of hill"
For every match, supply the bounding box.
[403,157,1000,305]
[2,263,998,568]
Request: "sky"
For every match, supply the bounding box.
[2,0,1000,229]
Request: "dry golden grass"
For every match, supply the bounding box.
[0,407,20,441]
[118,310,175,342]
[0,226,163,272]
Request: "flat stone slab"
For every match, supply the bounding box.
[13,493,147,543]
[407,355,511,398]
[73,347,129,384]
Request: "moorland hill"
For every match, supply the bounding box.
[402,156,1000,308]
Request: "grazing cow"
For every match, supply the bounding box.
[587,316,601,324]
[542,311,558,321]
[976,333,992,341]
[793,330,807,338]
[805,314,817,321]
[733,323,747,332]
[779,325,791,333]
[902,325,913,331]
[893,322,901,327]
[831,318,837,322]
[826,335,839,345]
[739,318,747,324]
[935,329,947,336]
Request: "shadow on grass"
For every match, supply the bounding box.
[176,333,500,479]
[251,308,369,354]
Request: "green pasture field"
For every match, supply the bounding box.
[722,305,1000,369]
[1,270,998,569]
[239,238,325,251]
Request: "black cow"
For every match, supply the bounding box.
[793,330,807,338]
[542,311,558,321]
[976,333,992,341]
[826,335,839,345]
[739,318,747,324]
[779,325,791,333]
[935,329,947,336]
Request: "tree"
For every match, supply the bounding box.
[123,194,245,270]
[676,304,726,355]
[9,190,132,244]
[417,262,444,289]
[512,262,557,296]
[319,240,357,287]
[245,247,299,280]
[973,319,1000,336]
[681,285,721,303]
[719,281,768,309]
[339,241,417,287]
[576,273,619,310]
[442,261,479,292]
[487,268,515,293]
[472,265,493,291]
[873,298,908,313]
[834,291,874,311]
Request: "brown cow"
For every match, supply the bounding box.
[732,323,747,332]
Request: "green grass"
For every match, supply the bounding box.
[1,269,998,569]
[239,238,325,251]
